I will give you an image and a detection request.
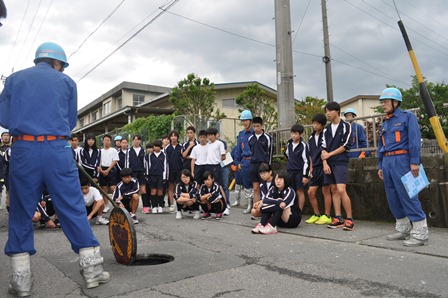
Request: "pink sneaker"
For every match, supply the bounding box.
[251,223,263,234]
[259,223,278,235]
[142,207,150,214]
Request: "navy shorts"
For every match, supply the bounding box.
[149,175,165,189]
[194,164,206,185]
[309,167,326,187]
[288,172,305,190]
[99,167,117,187]
[323,164,348,185]
[85,204,98,219]
[249,162,262,183]
[132,170,146,185]
[168,170,181,184]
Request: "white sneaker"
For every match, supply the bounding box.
[223,207,230,216]
[158,206,163,214]
[193,211,201,219]
[169,205,175,212]
[103,205,111,213]
[96,217,109,225]
[175,211,182,219]
[152,207,158,214]
[259,223,277,235]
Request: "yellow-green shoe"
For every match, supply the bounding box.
[305,215,320,224]
[315,215,332,225]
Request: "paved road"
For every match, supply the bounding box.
[0,192,447,297]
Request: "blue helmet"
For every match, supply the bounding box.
[114,135,123,141]
[379,87,402,102]
[34,42,69,68]
[240,110,253,120]
[343,108,357,117]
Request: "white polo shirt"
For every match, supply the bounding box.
[206,140,225,165]
[101,147,119,167]
[83,187,103,207]
[190,144,208,165]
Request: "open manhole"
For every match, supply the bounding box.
[132,254,175,266]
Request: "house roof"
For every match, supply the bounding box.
[339,95,379,106]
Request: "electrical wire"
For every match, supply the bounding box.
[68,0,126,59]
[76,0,179,82]
[292,0,312,45]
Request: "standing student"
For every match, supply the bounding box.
[251,170,300,234]
[98,134,119,213]
[284,124,309,211]
[113,168,140,224]
[248,117,272,209]
[205,128,226,184]
[2,146,10,211]
[114,135,123,151]
[217,133,231,216]
[0,131,10,209]
[306,114,333,225]
[0,42,109,295]
[165,130,183,212]
[343,108,369,158]
[128,135,146,210]
[321,101,354,231]
[174,169,201,220]
[199,171,227,220]
[377,87,428,246]
[141,143,154,214]
[145,140,168,214]
[190,130,208,185]
[69,134,82,163]
[80,133,101,182]
[234,110,255,213]
[181,126,198,171]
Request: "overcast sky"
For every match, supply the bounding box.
[1,0,448,113]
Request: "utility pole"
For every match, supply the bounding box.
[321,0,334,102]
[275,0,295,129]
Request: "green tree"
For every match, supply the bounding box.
[169,73,225,130]
[122,114,174,143]
[385,76,448,138]
[235,83,278,131]
[294,96,326,125]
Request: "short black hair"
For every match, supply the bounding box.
[69,134,79,141]
[80,178,90,187]
[325,102,341,113]
[206,127,218,136]
[202,171,214,181]
[186,126,196,133]
[312,113,327,126]
[258,163,272,173]
[146,143,154,149]
[275,170,290,189]
[153,140,162,148]
[291,124,304,133]
[120,168,133,177]
[133,134,142,141]
[102,134,112,140]
[161,134,168,140]
[198,130,207,137]
[252,116,263,125]
[169,130,179,138]
[179,169,194,185]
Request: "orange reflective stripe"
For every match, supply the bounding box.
[395,131,401,143]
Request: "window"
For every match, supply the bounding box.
[133,94,145,106]
[103,101,111,115]
[92,109,100,122]
[222,98,237,108]
[116,96,122,109]
[78,117,84,127]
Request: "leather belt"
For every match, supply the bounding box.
[383,150,408,156]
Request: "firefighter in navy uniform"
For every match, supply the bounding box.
[0,42,110,296]
[377,87,428,247]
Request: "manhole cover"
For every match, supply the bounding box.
[132,254,175,266]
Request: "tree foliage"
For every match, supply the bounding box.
[169,73,225,130]
[385,76,448,139]
[294,96,326,125]
[122,114,174,143]
[235,83,278,131]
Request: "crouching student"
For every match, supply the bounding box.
[80,178,109,225]
[199,171,227,220]
[33,191,59,228]
[112,168,140,224]
[251,163,274,218]
[174,169,201,220]
[252,170,301,234]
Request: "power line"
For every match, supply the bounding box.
[77,0,179,82]
[1,0,31,75]
[292,0,312,45]
[12,0,43,71]
[21,0,54,69]
[68,0,126,59]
